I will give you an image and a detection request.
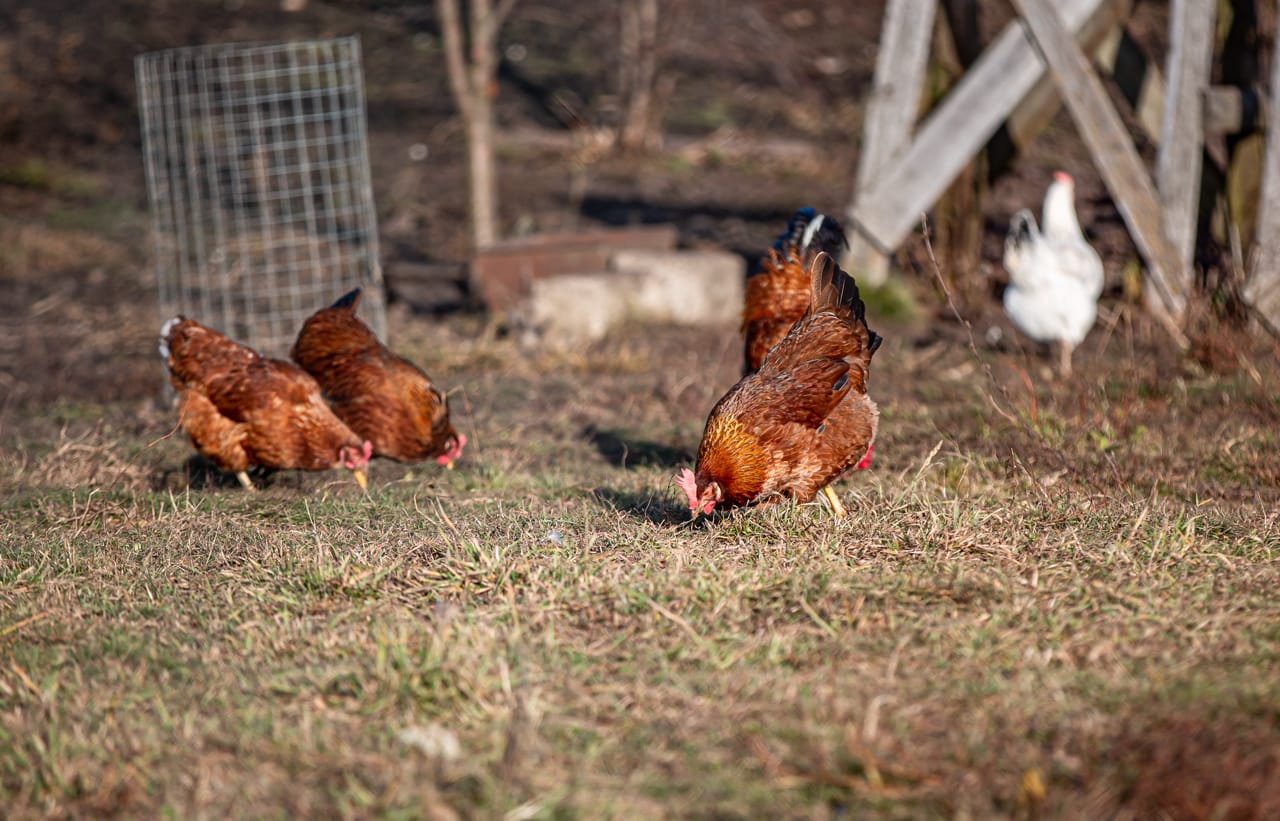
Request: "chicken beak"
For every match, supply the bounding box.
[353,469,369,491]
[444,459,455,471]
[689,506,702,521]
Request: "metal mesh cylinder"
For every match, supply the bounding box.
[137,36,386,359]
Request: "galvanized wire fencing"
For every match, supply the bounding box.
[137,35,385,359]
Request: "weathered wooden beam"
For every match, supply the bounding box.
[1097,25,1165,140]
[1010,0,1189,338]
[846,0,1111,254]
[1157,0,1216,277]
[1243,30,1280,331]
[1204,85,1267,137]
[1063,30,1254,143]
[845,0,937,285]
[1004,0,1133,154]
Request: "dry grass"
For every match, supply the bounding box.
[2,304,1279,820]
[4,1,1276,813]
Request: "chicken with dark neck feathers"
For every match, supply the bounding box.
[742,207,850,375]
[677,251,881,519]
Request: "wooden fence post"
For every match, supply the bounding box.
[1157,0,1216,281]
[845,0,1111,254]
[1243,31,1280,332]
[844,0,936,286]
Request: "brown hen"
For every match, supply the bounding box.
[160,317,372,491]
[742,208,850,374]
[291,289,465,466]
[676,251,881,518]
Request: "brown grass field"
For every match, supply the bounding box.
[4,216,1280,817]
[4,0,1280,816]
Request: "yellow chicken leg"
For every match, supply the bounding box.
[236,470,257,491]
[821,485,847,519]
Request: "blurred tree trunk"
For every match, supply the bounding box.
[438,0,518,251]
[618,0,661,152]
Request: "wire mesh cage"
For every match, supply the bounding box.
[137,35,386,359]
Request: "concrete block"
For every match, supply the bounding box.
[471,225,678,310]
[611,249,745,324]
[518,249,746,348]
[525,272,630,347]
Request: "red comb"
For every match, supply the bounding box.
[1053,170,1073,184]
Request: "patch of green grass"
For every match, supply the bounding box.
[0,159,101,198]
[45,201,138,233]
[861,277,921,325]
[0,159,56,191]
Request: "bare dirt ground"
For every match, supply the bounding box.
[3,1,1280,818]
[0,0,1204,410]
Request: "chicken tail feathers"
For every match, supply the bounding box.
[159,316,183,361]
[808,252,882,357]
[330,288,362,312]
[773,208,849,259]
[1006,209,1038,250]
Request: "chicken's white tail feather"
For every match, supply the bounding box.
[159,317,181,361]
[799,213,826,252]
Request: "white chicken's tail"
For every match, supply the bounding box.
[1003,209,1040,285]
[1006,209,1038,248]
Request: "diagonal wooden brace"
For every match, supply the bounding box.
[846,0,1115,257]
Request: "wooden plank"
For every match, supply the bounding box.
[1098,26,1165,140]
[1053,44,1263,142]
[1004,0,1133,153]
[846,0,1110,253]
[1010,0,1189,334]
[1243,31,1280,331]
[1157,0,1216,281]
[1203,86,1269,136]
[845,0,937,285]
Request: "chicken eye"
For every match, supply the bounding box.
[832,373,849,392]
[816,423,826,435]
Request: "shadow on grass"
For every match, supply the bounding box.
[155,455,284,492]
[592,486,692,526]
[583,425,694,470]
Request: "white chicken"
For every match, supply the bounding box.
[1002,171,1105,377]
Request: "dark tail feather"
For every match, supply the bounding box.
[773,208,849,258]
[331,288,362,312]
[1006,209,1037,249]
[809,252,883,357]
